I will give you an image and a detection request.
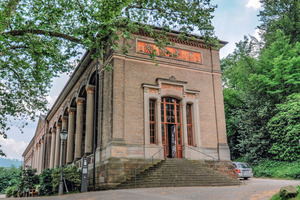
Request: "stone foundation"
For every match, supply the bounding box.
[86,157,163,190]
[204,160,238,180]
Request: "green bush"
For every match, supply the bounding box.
[5,187,13,198]
[0,166,21,194]
[268,94,300,162]
[252,160,300,180]
[39,168,53,196]
[5,185,18,198]
[18,166,39,193]
[52,165,81,193]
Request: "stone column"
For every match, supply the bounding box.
[75,98,85,160]
[85,86,95,155]
[35,146,39,170]
[66,108,75,164]
[37,143,40,172]
[49,128,56,169]
[40,140,44,172]
[32,150,35,169]
[157,100,162,146]
[38,145,41,172]
[61,117,68,166]
[54,123,62,167]
[181,103,188,146]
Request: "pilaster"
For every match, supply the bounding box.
[85,86,95,155]
[49,128,56,168]
[54,123,62,167]
[75,98,85,160]
[66,108,76,163]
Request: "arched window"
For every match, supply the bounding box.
[149,99,156,144]
[186,104,193,146]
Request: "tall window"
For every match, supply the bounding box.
[186,104,193,146]
[149,99,156,144]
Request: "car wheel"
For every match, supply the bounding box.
[244,178,248,180]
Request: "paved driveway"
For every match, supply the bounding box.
[2,178,300,200]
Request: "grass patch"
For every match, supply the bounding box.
[251,160,300,180]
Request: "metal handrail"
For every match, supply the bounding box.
[183,145,234,169]
[134,147,164,187]
[183,145,217,169]
[183,145,216,160]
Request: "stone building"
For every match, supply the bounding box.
[22,29,231,187]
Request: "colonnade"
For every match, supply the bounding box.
[32,139,44,174]
[48,85,95,168]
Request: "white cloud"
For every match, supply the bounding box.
[0,136,28,160]
[46,95,58,109]
[253,29,261,40]
[246,0,262,9]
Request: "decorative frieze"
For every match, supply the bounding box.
[161,83,183,92]
[137,30,209,49]
[137,41,202,63]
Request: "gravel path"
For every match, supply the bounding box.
[2,178,300,200]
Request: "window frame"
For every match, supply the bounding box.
[149,99,156,144]
[186,103,193,146]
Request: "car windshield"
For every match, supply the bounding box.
[238,163,251,168]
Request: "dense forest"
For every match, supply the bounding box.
[222,0,299,166]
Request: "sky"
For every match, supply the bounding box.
[0,0,262,161]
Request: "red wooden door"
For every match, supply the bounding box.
[161,97,182,158]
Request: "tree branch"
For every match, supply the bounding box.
[0,45,28,56]
[4,30,83,44]
[0,64,22,83]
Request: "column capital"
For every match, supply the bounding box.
[86,86,95,94]
[68,107,76,115]
[76,97,85,105]
[56,122,62,129]
[51,128,56,134]
[62,116,68,122]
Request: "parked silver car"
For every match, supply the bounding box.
[233,162,253,180]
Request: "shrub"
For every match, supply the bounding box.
[39,168,54,196]
[52,165,81,193]
[0,166,21,194]
[5,185,18,198]
[18,166,39,193]
[251,159,300,180]
[5,187,13,198]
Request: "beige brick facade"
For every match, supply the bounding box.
[23,30,230,188]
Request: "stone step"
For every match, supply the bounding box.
[120,182,239,188]
[122,180,240,185]
[116,159,240,189]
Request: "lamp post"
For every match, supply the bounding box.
[58,129,68,195]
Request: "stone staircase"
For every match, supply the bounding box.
[116,159,241,189]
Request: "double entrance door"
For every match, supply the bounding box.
[161,97,182,158]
